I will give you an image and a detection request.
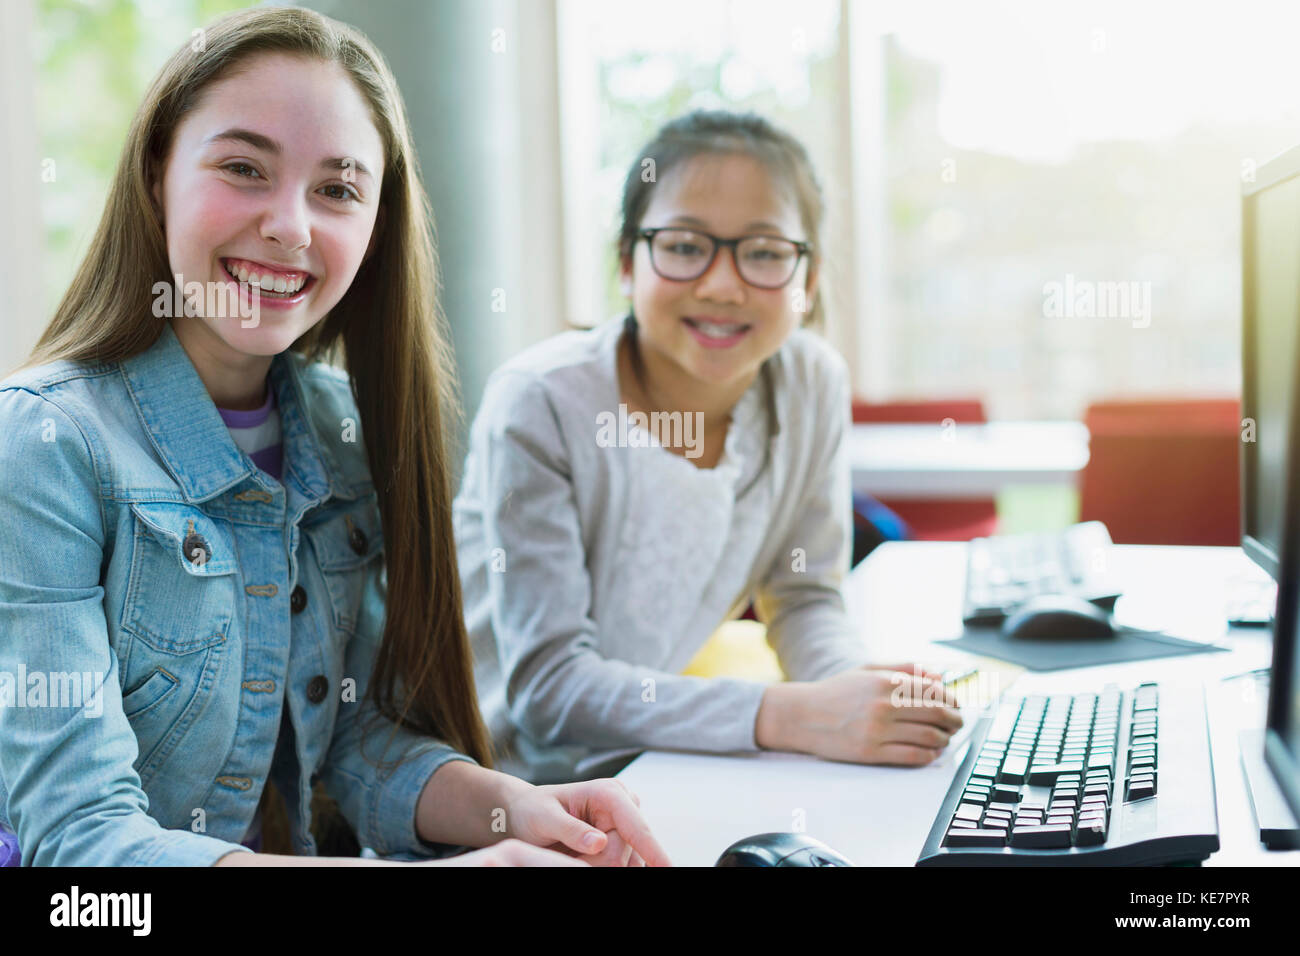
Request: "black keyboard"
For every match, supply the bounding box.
[917,681,1219,865]
[962,521,1123,626]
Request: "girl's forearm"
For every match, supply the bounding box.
[213,763,532,864]
[414,759,532,848]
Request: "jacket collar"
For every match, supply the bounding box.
[120,321,337,506]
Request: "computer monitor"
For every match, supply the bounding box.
[1240,147,1300,579]
[1265,281,1300,819]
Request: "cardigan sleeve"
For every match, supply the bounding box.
[753,351,875,680]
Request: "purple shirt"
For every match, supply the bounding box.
[216,377,283,482]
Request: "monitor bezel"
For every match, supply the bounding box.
[1239,148,1300,577]
[1258,145,1300,820]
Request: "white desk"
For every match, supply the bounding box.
[617,542,1295,867]
[850,421,1090,499]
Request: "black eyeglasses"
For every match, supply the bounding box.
[637,227,811,290]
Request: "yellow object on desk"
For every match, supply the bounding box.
[681,619,785,681]
[681,621,1025,710]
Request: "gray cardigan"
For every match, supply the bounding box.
[453,317,873,783]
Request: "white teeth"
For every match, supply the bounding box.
[692,320,746,339]
[223,261,308,295]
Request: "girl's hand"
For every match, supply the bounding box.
[502,778,672,867]
[432,839,590,867]
[862,661,947,683]
[757,667,962,765]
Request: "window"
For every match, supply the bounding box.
[557,0,1300,419]
[556,0,844,334]
[878,0,1300,418]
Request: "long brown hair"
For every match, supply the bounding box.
[18,7,491,767]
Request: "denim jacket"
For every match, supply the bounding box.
[0,321,473,865]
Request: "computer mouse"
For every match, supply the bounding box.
[1001,594,1117,640]
[715,832,855,867]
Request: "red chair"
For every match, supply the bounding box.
[1078,398,1240,545]
[851,398,999,541]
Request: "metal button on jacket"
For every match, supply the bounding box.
[348,525,368,555]
[182,532,211,566]
[290,584,307,614]
[306,675,329,704]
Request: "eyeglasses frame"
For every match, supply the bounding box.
[636,227,812,290]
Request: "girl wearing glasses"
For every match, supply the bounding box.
[454,111,962,790]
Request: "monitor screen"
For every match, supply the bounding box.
[1241,165,1300,579]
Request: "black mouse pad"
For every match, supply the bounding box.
[935,626,1231,671]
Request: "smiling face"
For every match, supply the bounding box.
[152,52,384,382]
[621,152,817,398]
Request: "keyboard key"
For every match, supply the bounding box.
[1126,778,1156,801]
[954,802,984,821]
[1009,825,1073,848]
[944,828,1008,847]
[1027,762,1084,785]
[1075,817,1108,846]
[1000,755,1029,784]
[992,786,1021,804]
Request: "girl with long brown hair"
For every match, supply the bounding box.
[0,6,665,867]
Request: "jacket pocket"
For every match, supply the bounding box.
[300,495,383,637]
[121,501,238,653]
[121,666,179,719]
